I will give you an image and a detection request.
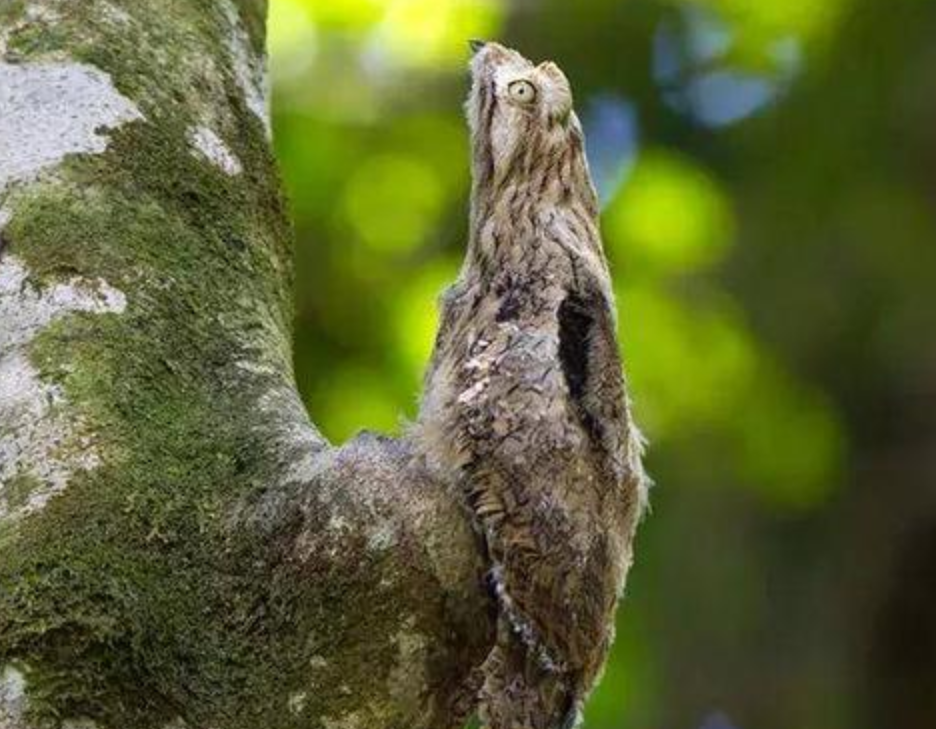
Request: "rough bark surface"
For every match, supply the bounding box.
[0,2,491,728]
[0,4,642,729]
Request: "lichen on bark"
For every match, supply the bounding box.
[0,1,492,728]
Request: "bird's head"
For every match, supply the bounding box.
[465,41,595,211]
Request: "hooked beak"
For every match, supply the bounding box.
[468,39,487,55]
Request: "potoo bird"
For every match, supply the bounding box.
[414,42,648,729]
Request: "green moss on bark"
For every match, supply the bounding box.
[0,0,25,26]
[232,0,269,56]
[0,0,324,726]
[2,475,42,513]
[4,0,267,135]
[1,3,487,727]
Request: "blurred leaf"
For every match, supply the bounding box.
[620,283,755,436]
[390,258,460,378]
[686,0,849,46]
[374,0,504,67]
[604,150,734,274]
[620,284,843,507]
[342,153,445,254]
[269,0,317,73]
[304,0,384,32]
[275,117,358,220]
[309,365,404,442]
[734,361,844,508]
[386,115,470,197]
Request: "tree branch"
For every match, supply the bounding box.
[0,2,493,727]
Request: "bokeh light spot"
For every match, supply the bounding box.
[619,284,843,508]
[304,0,384,32]
[372,0,504,67]
[311,366,403,442]
[712,0,847,43]
[735,364,844,508]
[269,0,316,59]
[583,94,640,205]
[342,153,445,254]
[620,285,756,436]
[685,71,778,127]
[392,259,460,378]
[605,150,734,273]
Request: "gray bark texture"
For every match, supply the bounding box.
[0,3,642,729]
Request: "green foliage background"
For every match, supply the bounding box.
[269,0,936,727]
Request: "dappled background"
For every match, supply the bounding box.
[267,0,936,727]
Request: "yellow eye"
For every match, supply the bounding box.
[508,80,537,105]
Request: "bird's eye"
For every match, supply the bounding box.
[508,80,537,105]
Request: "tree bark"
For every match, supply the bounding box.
[0,2,492,728]
[0,1,649,728]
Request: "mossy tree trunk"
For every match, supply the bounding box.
[0,2,492,728]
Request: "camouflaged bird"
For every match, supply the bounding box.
[414,41,648,729]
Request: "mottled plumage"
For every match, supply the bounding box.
[414,42,647,729]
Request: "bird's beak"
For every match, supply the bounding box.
[469,39,487,56]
